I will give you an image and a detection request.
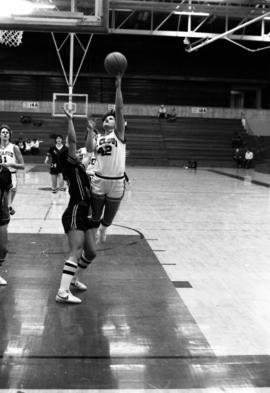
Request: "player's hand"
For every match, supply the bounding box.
[87,117,96,130]
[63,107,73,120]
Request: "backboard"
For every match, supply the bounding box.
[52,93,88,118]
[0,0,108,34]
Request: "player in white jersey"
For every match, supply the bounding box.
[87,74,126,243]
[0,124,24,215]
[77,146,98,178]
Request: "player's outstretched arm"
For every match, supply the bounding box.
[85,117,96,153]
[115,74,125,140]
[64,108,76,158]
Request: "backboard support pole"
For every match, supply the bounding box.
[68,0,75,110]
[68,32,75,107]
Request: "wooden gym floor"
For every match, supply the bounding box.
[1,164,270,392]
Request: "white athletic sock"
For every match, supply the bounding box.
[60,259,78,290]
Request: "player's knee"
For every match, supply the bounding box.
[84,249,96,261]
[70,247,83,261]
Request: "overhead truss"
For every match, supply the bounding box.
[108,0,270,51]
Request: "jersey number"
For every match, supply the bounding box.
[97,145,112,156]
[1,156,7,163]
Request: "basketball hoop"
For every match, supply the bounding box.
[0,30,23,47]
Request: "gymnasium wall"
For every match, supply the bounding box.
[0,32,269,135]
[0,32,269,109]
[0,74,244,107]
[245,112,270,136]
[1,99,270,124]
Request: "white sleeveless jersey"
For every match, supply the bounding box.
[0,143,17,173]
[78,147,99,176]
[95,130,126,177]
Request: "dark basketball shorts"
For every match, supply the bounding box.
[0,207,10,227]
[50,167,62,175]
[62,201,96,233]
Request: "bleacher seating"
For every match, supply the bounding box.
[0,111,248,167]
[0,112,87,163]
[126,116,245,167]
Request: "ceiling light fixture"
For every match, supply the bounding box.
[0,0,56,17]
[174,11,210,16]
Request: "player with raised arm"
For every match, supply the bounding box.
[55,108,97,304]
[87,73,126,243]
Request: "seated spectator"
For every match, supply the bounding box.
[167,106,177,122]
[232,148,244,168]
[24,138,32,154]
[244,148,254,169]
[31,138,43,155]
[16,137,26,155]
[188,160,197,169]
[184,160,198,169]
[33,120,43,127]
[20,115,32,124]
[158,104,167,119]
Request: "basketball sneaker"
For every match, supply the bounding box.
[56,288,81,304]
[70,278,87,291]
[9,207,15,215]
[0,276,7,286]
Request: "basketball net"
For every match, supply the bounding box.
[0,30,23,47]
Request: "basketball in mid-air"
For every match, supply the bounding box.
[104,52,128,76]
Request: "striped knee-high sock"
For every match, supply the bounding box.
[60,259,78,290]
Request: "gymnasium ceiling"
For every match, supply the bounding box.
[108,0,270,52]
[2,0,270,52]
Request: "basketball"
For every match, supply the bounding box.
[104,52,128,76]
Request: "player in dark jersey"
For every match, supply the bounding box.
[56,109,98,304]
[0,156,12,285]
[44,135,68,193]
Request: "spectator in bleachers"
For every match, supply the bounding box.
[31,138,43,155]
[24,138,32,155]
[232,148,244,168]
[158,104,167,119]
[16,137,26,155]
[20,115,32,124]
[184,160,198,169]
[244,148,254,169]
[32,120,43,127]
[167,106,177,122]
